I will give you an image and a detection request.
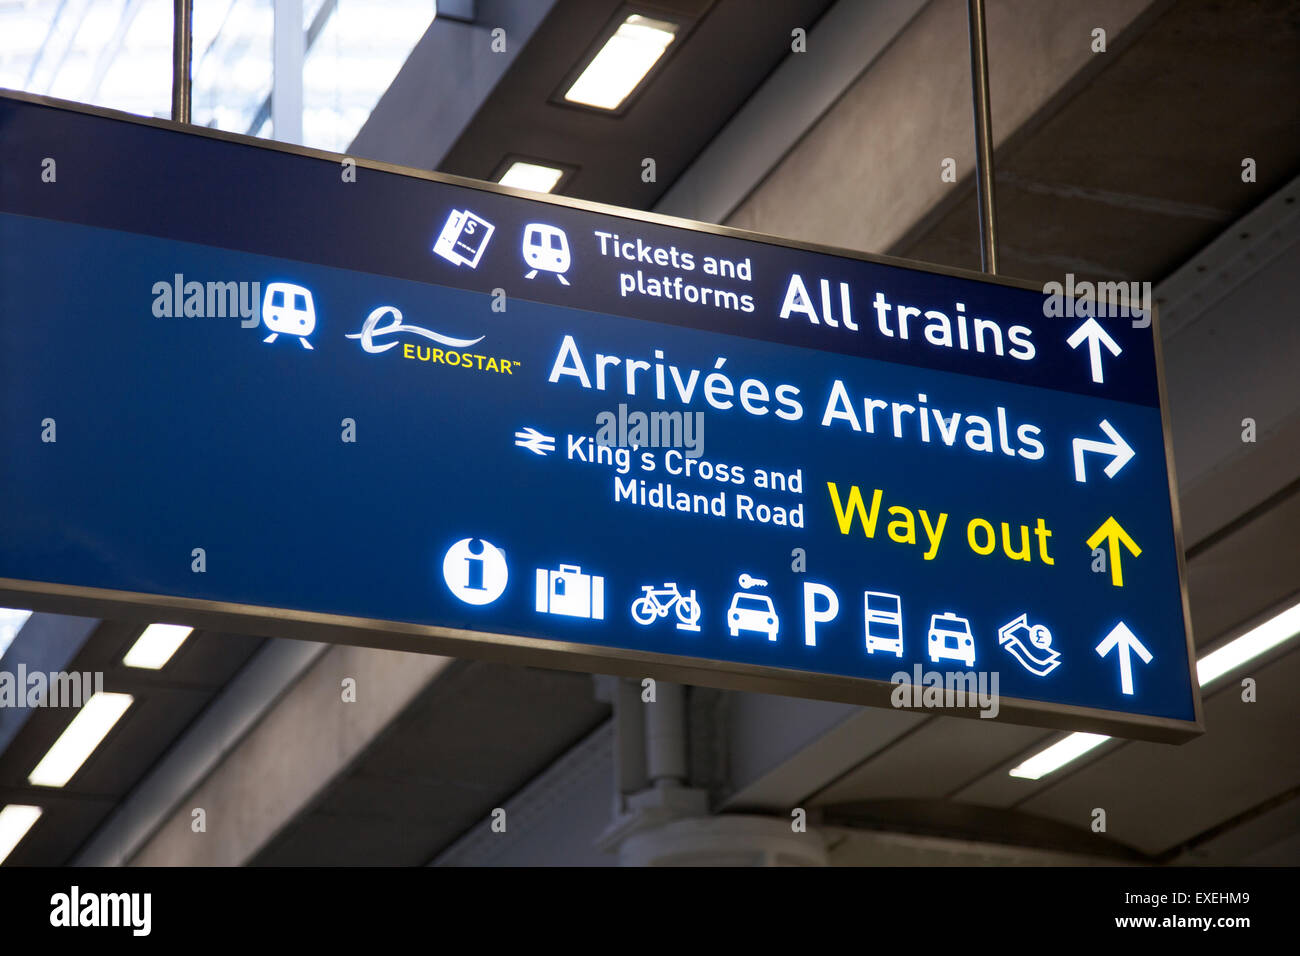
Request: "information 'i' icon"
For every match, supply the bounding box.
[442,538,508,605]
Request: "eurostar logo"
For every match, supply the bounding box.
[346,305,484,353]
[347,304,522,377]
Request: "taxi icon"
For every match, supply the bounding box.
[927,611,976,667]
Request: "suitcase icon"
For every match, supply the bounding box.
[535,564,604,619]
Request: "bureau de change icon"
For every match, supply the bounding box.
[536,564,604,619]
[433,209,495,268]
[261,282,316,349]
[442,538,508,605]
[998,613,1061,676]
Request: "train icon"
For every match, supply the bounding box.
[523,223,571,284]
[261,282,316,349]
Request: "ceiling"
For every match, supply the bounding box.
[249,660,608,865]
[0,622,263,865]
[890,0,1300,283]
[437,0,839,207]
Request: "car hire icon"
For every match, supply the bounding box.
[728,574,779,642]
[261,282,316,349]
[522,223,571,285]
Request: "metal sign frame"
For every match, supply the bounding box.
[0,89,1204,743]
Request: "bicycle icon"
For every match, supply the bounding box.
[631,582,702,633]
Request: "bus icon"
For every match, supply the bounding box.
[864,591,904,657]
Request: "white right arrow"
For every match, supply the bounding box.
[1067,317,1122,384]
[1095,622,1154,696]
[1072,419,1135,483]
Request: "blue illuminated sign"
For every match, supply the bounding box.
[0,93,1201,741]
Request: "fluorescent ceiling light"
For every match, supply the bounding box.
[0,607,33,659]
[498,161,566,194]
[0,805,42,865]
[1010,599,1300,780]
[1008,732,1110,781]
[1197,599,1300,687]
[564,14,678,110]
[123,623,194,670]
[28,693,134,788]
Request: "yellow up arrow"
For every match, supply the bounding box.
[1087,516,1142,587]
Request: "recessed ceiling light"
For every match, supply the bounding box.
[28,692,134,788]
[1009,599,1300,780]
[564,14,679,111]
[123,623,194,670]
[0,805,42,865]
[0,607,33,660]
[498,161,566,194]
[1197,599,1300,687]
[1008,732,1110,780]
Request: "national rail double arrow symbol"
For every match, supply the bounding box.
[514,426,555,456]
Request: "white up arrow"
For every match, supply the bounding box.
[1095,622,1154,696]
[1072,419,1135,483]
[1067,317,1122,384]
